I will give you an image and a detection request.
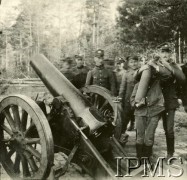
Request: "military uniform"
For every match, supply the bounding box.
[131,65,167,159]
[60,57,74,83]
[113,69,126,94]
[160,70,179,158]
[180,63,187,111]
[60,68,74,83]
[113,58,126,94]
[72,65,89,89]
[119,68,137,133]
[86,65,116,95]
[159,46,185,158]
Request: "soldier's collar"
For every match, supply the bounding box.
[95,64,104,69]
[77,65,84,69]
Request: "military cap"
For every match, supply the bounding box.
[95,49,104,58]
[161,45,172,53]
[115,57,125,64]
[61,57,72,64]
[129,55,139,61]
[74,55,83,60]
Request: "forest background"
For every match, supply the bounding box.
[0,0,187,78]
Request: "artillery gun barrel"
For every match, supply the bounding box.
[30,54,106,134]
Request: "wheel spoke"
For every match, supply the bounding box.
[1,138,12,142]
[90,93,95,103]
[14,153,21,173]
[25,138,40,144]
[2,109,16,131]
[7,149,15,159]
[11,105,21,130]
[21,110,28,132]
[93,94,99,107]
[24,151,38,172]
[99,100,109,111]
[21,155,31,177]
[26,145,41,160]
[1,124,13,136]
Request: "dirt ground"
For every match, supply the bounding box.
[0,84,187,180]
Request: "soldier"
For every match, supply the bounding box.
[181,62,187,112]
[60,57,74,83]
[131,60,165,160]
[118,56,139,138]
[85,49,116,95]
[133,48,186,159]
[113,57,126,94]
[159,45,186,159]
[72,55,89,89]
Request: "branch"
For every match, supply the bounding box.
[153,19,170,28]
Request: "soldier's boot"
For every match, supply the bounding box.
[136,143,145,165]
[136,143,143,158]
[166,137,175,159]
[143,145,154,165]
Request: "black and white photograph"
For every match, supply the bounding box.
[0,0,187,179]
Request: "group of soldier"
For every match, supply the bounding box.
[60,46,187,161]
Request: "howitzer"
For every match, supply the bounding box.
[0,54,139,179]
[30,54,107,136]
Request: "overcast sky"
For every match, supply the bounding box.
[0,0,120,31]
[0,0,21,28]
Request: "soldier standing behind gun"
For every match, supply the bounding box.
[113,57,126,94]
[72,55,89,89]
[60,57,74,83]
[85,49,116,95]
[118,56,139,140]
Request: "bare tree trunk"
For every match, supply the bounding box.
[93,6,96,51]
[29,11,33,58]
[5,32,8,71]
[181,36,184,64]
[59,0,62,60]
[78,5,83,54]
[19,33,22,66]
[96,0,100,49]
[178,31,181,63]
[37,18,40,53]
[175,31,179,63]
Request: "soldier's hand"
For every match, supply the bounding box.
[138,64,149,73]
[147,61,157,69]
[160,59,174,73]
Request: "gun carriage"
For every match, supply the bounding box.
[0,54,131,180]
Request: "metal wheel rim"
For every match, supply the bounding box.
[0,94,54,179]
[82,85,122,139]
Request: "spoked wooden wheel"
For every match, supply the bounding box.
[0,95,54,179]
[82,85,123,139]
